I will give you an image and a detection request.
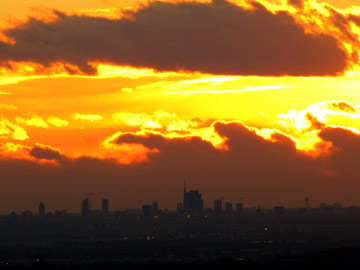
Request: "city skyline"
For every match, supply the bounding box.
[2,0,360,268]
[7,191,352,217]
[4,186,345,215]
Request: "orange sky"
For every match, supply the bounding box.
[1,0,360,214]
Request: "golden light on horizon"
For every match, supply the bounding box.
[1,0,360,212]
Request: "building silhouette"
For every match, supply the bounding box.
[152,201,158,215]
[236,203,243,213]
[225,201,233,213]
[142,205,152,217]
[297,207,306,214]
[102,199,109,215]
[38,201,46,217]
[305,193,309,211]
[81,198,90,217]
[257,204,262,215]
[177,203,183,214]
[214,200,222,215]
[22,210,33,218]
[183,182,204,216]
[274,206,285,215]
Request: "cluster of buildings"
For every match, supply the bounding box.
[179,183,244,216]
[77,183,245,218]
[24,185,315,218]
[81,197,109,216]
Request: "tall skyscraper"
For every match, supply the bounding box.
[305,193,309,211]
[225,201,233,213]
[214,200,222,215]
[38,201,46,217]
[102,199,109,215]
[183,181,204,216]
[81,198,90,217]
[152,201,158,215]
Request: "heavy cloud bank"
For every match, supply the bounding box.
[0,0,348,76]
[0,122,359,213]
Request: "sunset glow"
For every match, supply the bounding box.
[2,0,360,213]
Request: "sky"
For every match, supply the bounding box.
[1,0,360,213]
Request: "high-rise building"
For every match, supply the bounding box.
[142,205,152,216]
[152,201,158,215]
[256,204,262,215]
[305,193,309,211]
[102,199,109,215]
[81,198,90,217]
[235,203,243,213]
[274,206,285,215]
[38,202,46,217]
[22,210,33,218]
[214,200,222,215]
[183,182,204,216]
[225,201,233,213]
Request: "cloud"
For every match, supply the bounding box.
[161,85,293,96]
[16,114,48,128]
[0,118,29,140]
[100,120,360,207]
[2,102,360,212]
[0,114,67,142]
[348,14,360,27]
[318,127,360,178]
[278,100,360,152]
[0,142,32,160]
[120,87,133,93]
[0,104,17,110]
[47,115,69,127]
[112,110,198,131]
[305,112,326,130]
[0,0,348,76]
[0,141,65,162]
[29,144,63,160]
[287,0,304,9]
[0,120,343,213]
[0,91,11,95]
[327,7,359,44]
[110,110,224,148]
[72,113,103,122]
[279,100,360,133]
[327,101,357,114]
[113,112,163,129]
[1,119,360,213]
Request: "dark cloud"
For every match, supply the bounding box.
[29,145,63,160]
[319,127,360,176]
[306,113,325,130]
[327,8,358,43]
[287,0,304,9]
[327,101,357,113]
[1,122,360,213]
[0,0,348,76]
[348,14,360,27]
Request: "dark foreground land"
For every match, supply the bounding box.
[2,243,360,269]
[2,208,360,269]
